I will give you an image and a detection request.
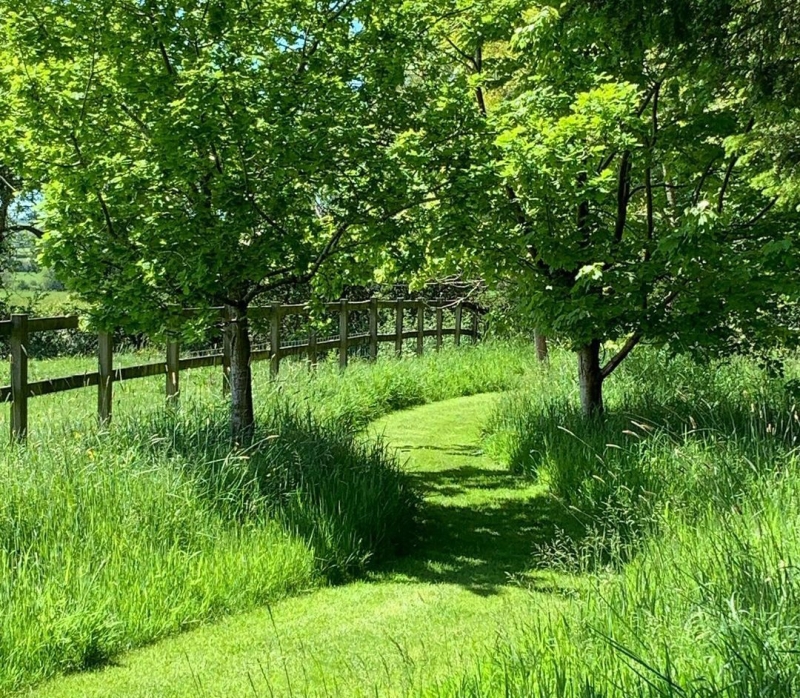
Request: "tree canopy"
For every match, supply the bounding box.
[1,0,798,422]
[1,0,464,436]
[388,0,800,413]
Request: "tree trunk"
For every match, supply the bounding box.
[533,329,549,362]
[577,340,604,417]
[225,305,254,444]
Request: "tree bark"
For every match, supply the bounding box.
[225,305,254,444]
[577,340,604,417]
[534,329,549,362]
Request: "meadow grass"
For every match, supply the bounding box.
[445,346,800,697]
[27,393,581,698]
[15,343,800,698]
[0,341,538,694]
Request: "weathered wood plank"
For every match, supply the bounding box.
[115,361,165,381]
[329,299,372,312]
[347,333,370,344]
[29,372,100,397]
[0,315,79,337]
[435,299,443,351]
[250,348,271,362]
[308,328,317,365]
[30,315,80,333]
[339,300,348,369]
[179,354,224,371]
[279,344,307,358]
[270,302,281,377]
[416,301,424,356]
[275,303,308,316]
[394,300,403,357]
[369,298,378,361]
[313,338,340,353]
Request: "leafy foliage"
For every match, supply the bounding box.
[0,0,446,328]
[390,0,800,394]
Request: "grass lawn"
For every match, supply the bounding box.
[3,289,78,311]
[24,393,584,698]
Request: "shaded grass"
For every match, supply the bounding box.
[0,429,317,692]
[370,398,583,596]
[20,344,800,698]
[126,404,418,577]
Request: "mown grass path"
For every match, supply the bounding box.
[26,393,581,698]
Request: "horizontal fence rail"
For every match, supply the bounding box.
[2,298,484,441]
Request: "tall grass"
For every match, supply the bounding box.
[445,346,800,697]
[125,404,418,577]
[0,427,317,692]
[0,341,535,693]
[280,340,538,429]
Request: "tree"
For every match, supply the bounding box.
[1,0,446,439]
[399,0,800,415]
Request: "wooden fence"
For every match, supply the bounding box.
[0,298,483,441]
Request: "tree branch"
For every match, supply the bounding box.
[474,44,487,117]
[740,197,779,228]
[118,102,152,138]
[613,151,631,243]
[244,194,442,303]
[597,81,662,174]
[444,36,478,69]
[628,181,686,200]
[601,333,642,379]
[693,156,720,204]
[157,40,175,75]
[643,83,661,261]
[717,116,755,215]
[3,224,45,238]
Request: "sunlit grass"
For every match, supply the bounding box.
[442,347,800,697]
[0,341,538,694]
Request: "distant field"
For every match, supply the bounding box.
[3,289,80,312]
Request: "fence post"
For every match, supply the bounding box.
[270,302,281,378]
[369,297,378,361]
[166,337,180,404]
[98,331,113,426]
[454,301,463,347]
[395,299,403,357]
[435,298,443,351]
[308,325,318,367]
[339,299,348,369]
[416,300,424,356]
[471,310,479,344]
[534,329,549,362]
[222,328,231,396]
[10,313,28,441]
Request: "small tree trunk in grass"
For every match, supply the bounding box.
[534,329,549,362]
[577,339,603,417]
[225,305,254,445]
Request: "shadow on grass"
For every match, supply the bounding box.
[376,445,585,597]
